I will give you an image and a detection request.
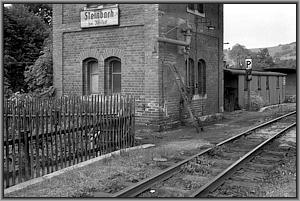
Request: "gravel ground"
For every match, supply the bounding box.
[4,103,296,197]
[257,128,296,197]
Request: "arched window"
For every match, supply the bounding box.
[186,58,195,95]
[198,59,206,96]
[105,57,121,94]
[83,58,99,95]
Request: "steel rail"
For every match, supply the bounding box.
[93,111,296,198]
[191,122,296,197]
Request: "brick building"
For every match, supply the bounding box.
[53,4,224,129]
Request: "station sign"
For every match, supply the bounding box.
[80,6,119,28]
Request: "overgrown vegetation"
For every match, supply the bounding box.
[224,42,296,71]
[225,44,275,71]
[181,156,215,176]
[4,4,53,98]
[250,91,265,111]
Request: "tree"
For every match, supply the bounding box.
[24,4,52,26]
[228,44,251,68]
[24,33,54,96]
[4,4,50,95]
[252,48,274,70]
[22,4,54,96]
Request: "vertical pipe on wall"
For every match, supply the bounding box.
[217,4,220,112]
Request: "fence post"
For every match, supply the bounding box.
[4,100,10,187]
[23,99,30,180]
[131,96,135,147]
[17,100,23,183]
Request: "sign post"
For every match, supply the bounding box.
[245,58,252,110]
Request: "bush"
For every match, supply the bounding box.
[284,95,296,103]
[250,91,265,111]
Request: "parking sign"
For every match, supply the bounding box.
[245,59,252,70]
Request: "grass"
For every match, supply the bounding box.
[5,138,210,197]
[181,155,215,176]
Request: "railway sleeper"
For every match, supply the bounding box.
[226,147,252,154]
[208,159,235,168]
[236,137,264,144]
[252,155,282,164]
[230,174,265,183]
[247,162,274,170]
[143,186,190,197]
[262,150,287,157]
[182,174,210,184]
[234,169,266,179]
[219,152,246,160]
[211,183,259,197]
[223,179,259,189]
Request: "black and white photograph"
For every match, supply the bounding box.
[2,2,297,198]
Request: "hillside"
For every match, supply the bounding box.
[250,42,296,61]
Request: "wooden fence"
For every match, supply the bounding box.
[3,94,135,188]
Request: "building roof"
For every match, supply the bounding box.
[224,68,286,76]
[263,67,296,73]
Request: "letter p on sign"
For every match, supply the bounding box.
[245,59,252,70]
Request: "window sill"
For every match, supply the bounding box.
[192,94,207,100]
[186,9,205,17]
[83,4,118,11]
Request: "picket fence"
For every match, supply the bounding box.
[3,94,135,188]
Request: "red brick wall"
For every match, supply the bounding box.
[157,4,223,127]
[53,4,223,128]
[53,4,160,125]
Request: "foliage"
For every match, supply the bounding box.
[251,48,275,71]
[284,95,296,103]
[24,34,54,96]
[227,44,276,70]
[250,91,265,111]
[7,92,34,106]
[3,55,15,97]
[24,4,52,26]
[274,59,296,69]
[3,4,51,96]
[228,44,252,68]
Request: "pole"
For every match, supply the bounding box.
[247,79,250,110]
[245,57,252,111]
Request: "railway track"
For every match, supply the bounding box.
[207,127,296,197]
[92,111,296,197]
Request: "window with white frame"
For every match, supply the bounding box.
[185,58,207,97]
[83,58,99,95]
[105,57,121,94]
[187,3,205,17]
